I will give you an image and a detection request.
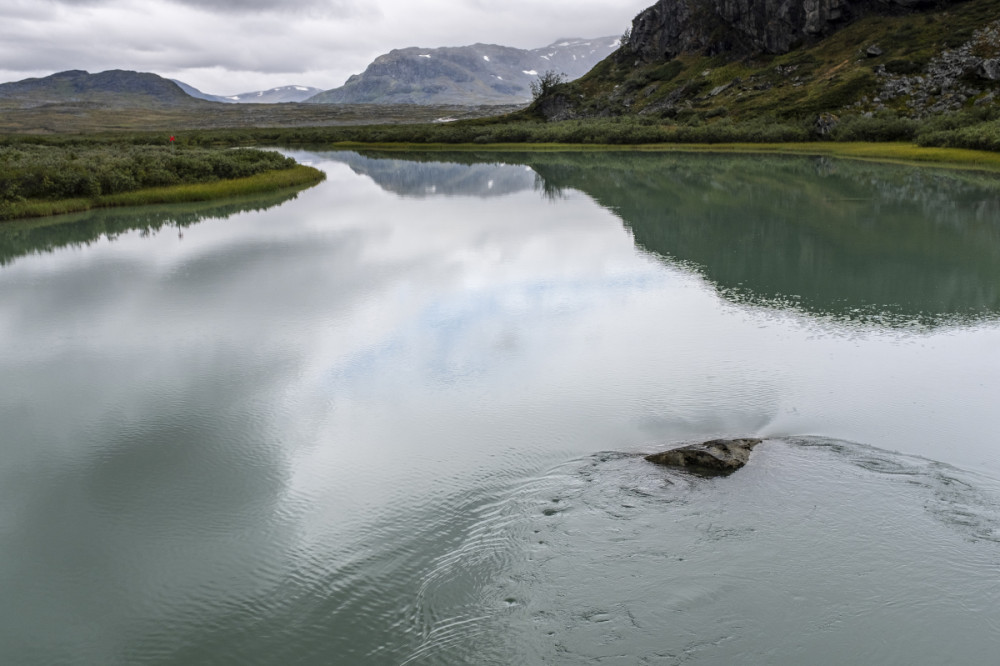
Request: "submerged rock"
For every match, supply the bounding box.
[645,438,763,475]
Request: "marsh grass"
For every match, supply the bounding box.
[1,165,324,221]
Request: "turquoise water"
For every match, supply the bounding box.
[1,150,999,664]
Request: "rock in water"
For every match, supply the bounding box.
[645,438,763,475]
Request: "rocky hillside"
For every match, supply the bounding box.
[624,0,953,62]
[534,0,1000,122]
[306,38,620,106]
[0,70,201,108]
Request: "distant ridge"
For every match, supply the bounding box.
[306,37,620,105]
[226,85,324,104]
[172,81,324,104]
[0,70,197,107]
[0,70,323,109]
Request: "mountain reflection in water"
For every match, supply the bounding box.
[335,150,1000,327]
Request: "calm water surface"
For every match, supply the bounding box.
[1,150,999,664]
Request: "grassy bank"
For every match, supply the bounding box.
[0,101,521,135]
[3,130,997,224]
[1,164,324,221]
[1,144,325,221]
[5,103,1000,154]
[49,109,1000,154]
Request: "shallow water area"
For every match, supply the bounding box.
[1,149,999,664]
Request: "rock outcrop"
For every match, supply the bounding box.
[859,19,1000,115]
[621,0,956,62]
[645,438,763,475]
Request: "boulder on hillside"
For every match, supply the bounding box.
[645,438,763,475]
[977,59,1000,81]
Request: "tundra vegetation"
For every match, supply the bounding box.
[0,144,324,221]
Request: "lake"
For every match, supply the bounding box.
[1,149,999,665]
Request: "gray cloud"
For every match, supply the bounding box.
[34,0,369,15]
[165,0,371,16]
[2,0,645,94]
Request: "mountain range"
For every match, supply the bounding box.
[305,37,620,105]
[0,36,618,110]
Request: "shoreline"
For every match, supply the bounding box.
[318,141,1000,173]
[3,140,997,224]
[0,164,325,223]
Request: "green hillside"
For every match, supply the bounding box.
[530,0,1000,139]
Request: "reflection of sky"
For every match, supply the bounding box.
[3,151,1000,483]
[2,151,1000,661]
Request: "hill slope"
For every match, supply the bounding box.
[0,70,201,108]
[307,37,620,106]
[534,0,1000,123]
[169,80,234,104]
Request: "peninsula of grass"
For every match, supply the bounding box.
[1,144,325,221]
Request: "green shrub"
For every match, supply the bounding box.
[917,120,1000,151]
[830,114,919,142]
[0,144,296,203]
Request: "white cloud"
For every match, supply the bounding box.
[0,0,646,94]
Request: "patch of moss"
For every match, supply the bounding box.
[799,70,878,116]
[648,60,686,83]
[884,59,925,75]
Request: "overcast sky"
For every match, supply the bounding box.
[0,0,647,95]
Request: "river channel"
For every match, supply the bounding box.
[1,150,999,664]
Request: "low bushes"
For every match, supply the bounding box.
[0,165,323,221]
[0,144,296,204]
[917,120,1000,151]
[828,114,920,142]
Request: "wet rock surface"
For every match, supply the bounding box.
[645,438,763,475]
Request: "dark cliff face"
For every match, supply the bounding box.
[623,0,954,61]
